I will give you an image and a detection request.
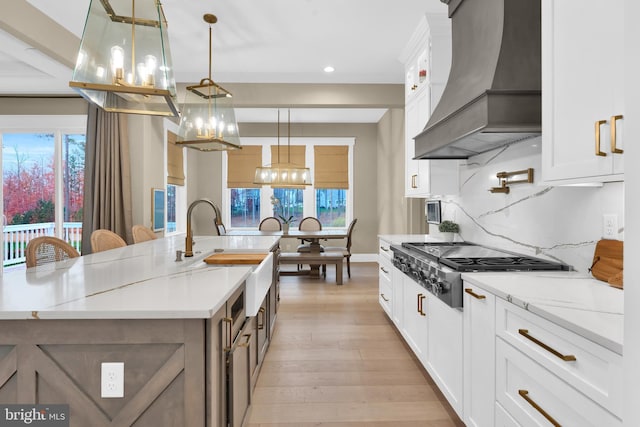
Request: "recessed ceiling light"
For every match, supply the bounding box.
[324,66,335,73]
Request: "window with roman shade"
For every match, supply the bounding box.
[314,145,349,189]
[167,131,184,186]
[227,145,262,188]
[270,145,305,168]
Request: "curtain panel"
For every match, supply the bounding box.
[81,105,133,253]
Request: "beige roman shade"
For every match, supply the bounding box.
[167,131,185,186]
[314,146,349,189]
[270,145,305,168]
[227,145,262,188]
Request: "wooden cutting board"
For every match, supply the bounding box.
[203,253,267,265]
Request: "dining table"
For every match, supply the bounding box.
[226,229,348,277]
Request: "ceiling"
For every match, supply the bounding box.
[2,0,449,123]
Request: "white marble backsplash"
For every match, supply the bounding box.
[430,137,624,273]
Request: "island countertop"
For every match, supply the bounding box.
[0,234,280,320]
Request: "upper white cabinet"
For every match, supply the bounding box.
[401,14,458,198]
[541,0,624,184]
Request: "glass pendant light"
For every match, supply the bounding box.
[254,109,312,187]
[175,14,241,151]
[69,0,178,116]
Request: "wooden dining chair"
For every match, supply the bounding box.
[132,225,157,243]
[324,218,358,278]
[259,217,282,231]
[296,217,324,253]
[90,229,127,253]
[25,236,80,268]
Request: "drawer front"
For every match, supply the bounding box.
[496,299,622,417]
[496,338,622,427]
[495,402,521,427]
[379,239,393,262]
[379,272,392,316]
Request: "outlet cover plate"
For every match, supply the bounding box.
[603,214,618,239]
[101,362,124,398]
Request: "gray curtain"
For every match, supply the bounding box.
[81,105,133,253]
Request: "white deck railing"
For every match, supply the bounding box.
[3,222,83,267]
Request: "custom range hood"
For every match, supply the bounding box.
[414,0,541,159]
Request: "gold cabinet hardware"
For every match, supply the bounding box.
[518,329,576,361]
[380,293,390,302]
[380,266,389,274]
[411,174,418,188]
[465,288,486,300]
[417,293,426,316]
[380,246,389,252]
[518,390,561,427]
[610,114,624,154]
[238,333,252,348]
[258,307,266,330]
[595,119,607,156]
[223,317,233,350]
[411,84,418,91]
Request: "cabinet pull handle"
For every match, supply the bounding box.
[411,174,418,188]
[595,119,607,157]
[380,293,390,302]
[380,266,389,274]
[223,317,233,350]
[417,293,426,316]
[610,114,624,154]
[518,390,561,427]
[380,246,389,252]
[464,288,486,300]
[518,329,576,361]
[258,307,266,330]
[238,333,252,348]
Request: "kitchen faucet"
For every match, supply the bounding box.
[185,198,221,257]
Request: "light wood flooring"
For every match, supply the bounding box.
[246,262,465,427]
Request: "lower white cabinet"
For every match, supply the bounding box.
[496,338,622,427]
[495,402,521,427]
[400,275,428,364]
[426,295,463,417]
[463,285,496,427]
[378,259,392,317]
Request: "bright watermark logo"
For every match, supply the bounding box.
[0,405,68,427]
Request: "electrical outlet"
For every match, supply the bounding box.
[603,214,618,240]
[101,362,124,398]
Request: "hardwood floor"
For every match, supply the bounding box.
[246,262,465,427]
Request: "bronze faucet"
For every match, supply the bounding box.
[185,198,221,257]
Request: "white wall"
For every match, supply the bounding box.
[433,137,624,273]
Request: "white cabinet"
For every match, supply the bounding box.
[378,243,393,317]
[400,275,429,364]
[541,0,625,184]
[425,293,463,417]
[463,285,496,427]
[401,14,458,198]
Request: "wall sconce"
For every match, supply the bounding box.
[489,168,534,194]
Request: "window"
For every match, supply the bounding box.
[316,189,346,227]
[223,138,354,229]
[1,116,87,270]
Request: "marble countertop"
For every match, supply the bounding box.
[378,234,445,245]
[462,271,624,354]
[0,234,280,320]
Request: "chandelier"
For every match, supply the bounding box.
[175,14,241,151]
[69,0,178,116]
[254,109,311,187]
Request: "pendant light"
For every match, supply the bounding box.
[69,0,179,117]
[175,14,241,151]
[254,109,312,187]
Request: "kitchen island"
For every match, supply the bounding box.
[0,234,279,427]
